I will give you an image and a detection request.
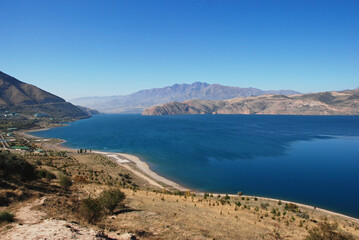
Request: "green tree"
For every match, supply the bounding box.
[99,189,126,214]
[59,175,72,190]
[78,198,102,223]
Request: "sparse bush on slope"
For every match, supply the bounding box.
[98,189,125,214]
[305,220,354,240]
[59,175,72,190]
[78,197,102,223]
[77,189,126,223]
[0,211,14,223]
[0,152,36,180]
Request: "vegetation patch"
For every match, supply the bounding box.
[0,211,14,223]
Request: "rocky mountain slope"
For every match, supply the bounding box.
[0,71,89,119]
[143,90,359,115]
[71,82,300,113]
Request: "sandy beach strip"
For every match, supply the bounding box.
[93,151,188,191]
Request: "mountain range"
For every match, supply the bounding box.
[71,82,300,113]
[0,71,90,119]
[143,90,359,116]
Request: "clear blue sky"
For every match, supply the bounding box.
[0,0,358,100]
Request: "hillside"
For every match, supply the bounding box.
[0,71,89,119]
[71,82,300,113]
[143,90,359,115]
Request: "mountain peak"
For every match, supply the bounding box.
[0,71,65,105]
[0,71,90,119]
[191,82,210,88]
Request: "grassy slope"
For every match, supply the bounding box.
[1,146,358,240]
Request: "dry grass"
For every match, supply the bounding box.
[2,150,359,240]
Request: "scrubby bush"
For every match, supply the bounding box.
[261,202,270,210]
[78,198,102,223]
[234,201,241,207]
[99,189,125,214]
[0,211,14,223]
[223,194,230,200]
[297,211,309,219]
[59,175,72,190]
[284,203,299,212]
[0,152,36,180]
[305,220,354,240]
[37,169,56,180]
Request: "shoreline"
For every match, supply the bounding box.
[22,127,359,223]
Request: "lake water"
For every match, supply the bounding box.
[31,114,359,218]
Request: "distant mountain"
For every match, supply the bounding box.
[143,90,359,116]
[71,82,300,113]
[0,71,89,119]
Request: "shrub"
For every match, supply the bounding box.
[234,201,241,207]
[37,169,56,180]
[78,198,102,223]
[305,220,354,240]
[0,211,14,223]
[266,228,290,240]
[284,203,299,212]
[45,171,56,180]
[59,175,72,190]
[0,152,36,180]
[261,202,270,210]
[98,189,125,214]
[297,211,309,219]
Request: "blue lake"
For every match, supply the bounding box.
[32,114,359,218]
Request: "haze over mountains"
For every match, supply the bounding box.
[0,71,90,119]
[143,90,359,116]
[71,82,300,113]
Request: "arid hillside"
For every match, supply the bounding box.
[143,90,359,116]
[0,71,89,119]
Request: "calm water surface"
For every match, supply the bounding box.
[32,114,359,218]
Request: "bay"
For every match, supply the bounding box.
[31,114,359,218]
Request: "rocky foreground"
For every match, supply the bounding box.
[143,90,359,116]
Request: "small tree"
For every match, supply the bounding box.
[59,175,72,190]
[78,198,102,223]
[99,189,125,214]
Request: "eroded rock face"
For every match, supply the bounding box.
[142,90,359,116]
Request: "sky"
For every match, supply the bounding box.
[0,0,358,100]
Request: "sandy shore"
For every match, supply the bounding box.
[22,128,359,223]
[93,151,188,191]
